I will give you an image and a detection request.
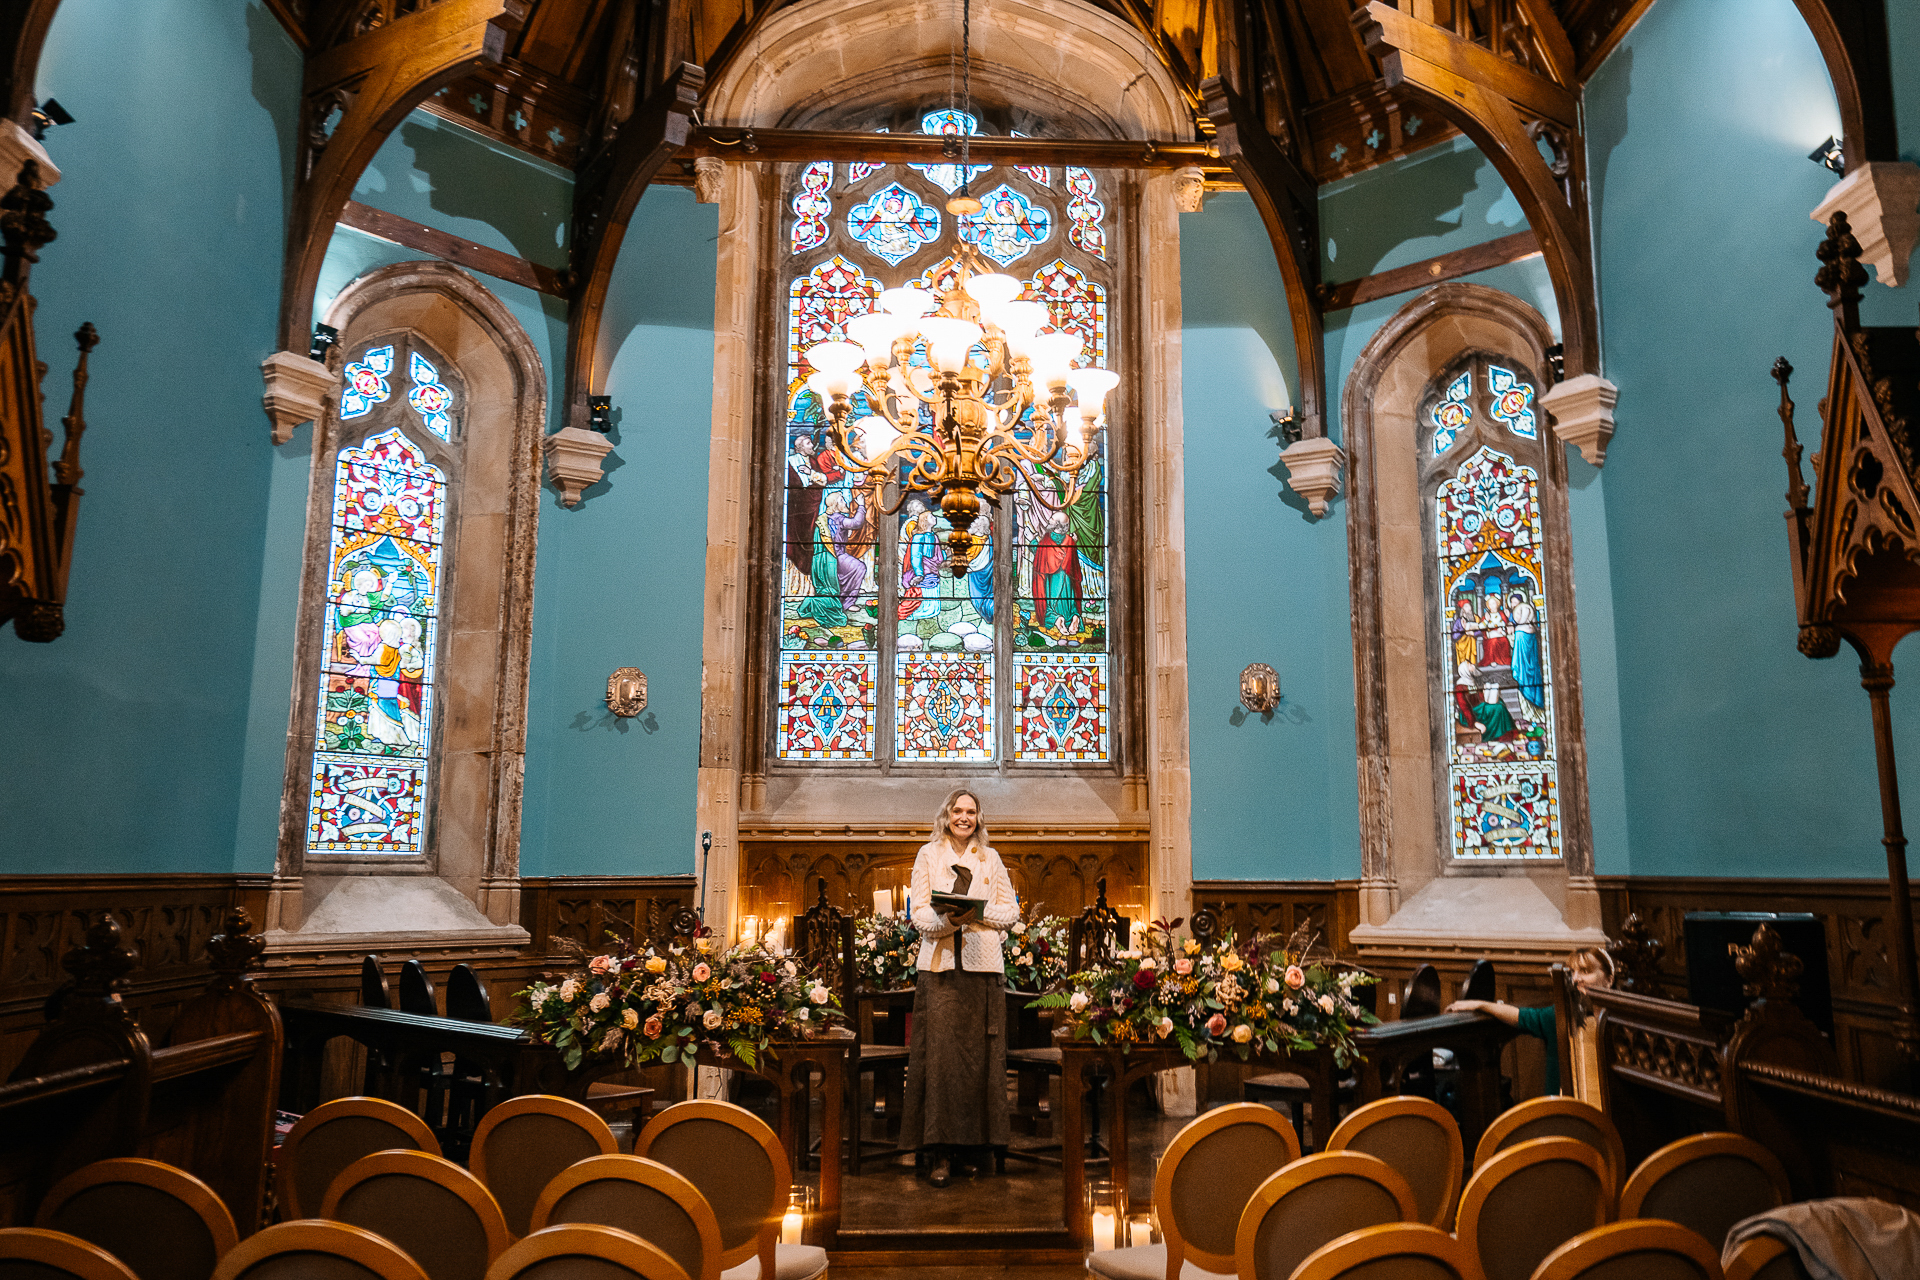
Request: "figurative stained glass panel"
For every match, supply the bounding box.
[1013,455,1106,652]
[1064,167,1107,260]
[1488,365,1537,439]
[958,183,1053,265]
[1014,653,1107,760]
[1437,445,1558,859]
[407,350,454,441]
[781,455,880,652]
[896,654,994,760]
[341,344,394,419]
[778,653,877,759]
[791,160,834,253]
[847,182,941,266]
[787,256,882,396]
[911,109,989,193]
[1029,259,1109,368]
[1431,370,1471,455]
[307,426,445,854]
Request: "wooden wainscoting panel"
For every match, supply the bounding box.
[520,875,701,959]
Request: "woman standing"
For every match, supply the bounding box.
[898,788,1021,1187]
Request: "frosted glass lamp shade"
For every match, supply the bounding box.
[880,287,937,318]
[1027,331,1083,383]
[805,341,865,377]
[990,300,1049,355]
[921,317,984,374]
[851,415,899,458]
[1067,367,1119,415]
[847,312,906,367]
[966,273,1023,310]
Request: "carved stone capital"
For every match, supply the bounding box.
[1541,372,1619,467]
[1278,435,1345,517]
[543,424,614,507]
[1173,165,1205,214]
[260,351,338,444]
[1812,162,1920,288]
[693,156,725,204]
[0,121,60,188]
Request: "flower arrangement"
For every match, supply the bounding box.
[512,938,845,1071]
[852,912,921,991]
[1032,920,1379,1067]
[1003,912,1072,992]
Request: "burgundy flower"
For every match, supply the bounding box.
[761,972,777,985]
[1132,969,1157,991]
[1205,1012,1228,1036]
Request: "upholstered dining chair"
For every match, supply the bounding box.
[1722,1235,1811,1280]
[321,1150,510,1280]
[1086,1102,1302,1280]
[1288,1223,1478,1280]
[484,1225,691,1280]
[208,1220,431,1280]
[1618,1133,1791,1254]
[529,1154,723,1280]
[1472,1097,1627,1196]
[1231,1150,1418,1280]
[1324,1095,1464,1228]
[1532,1220,1725,1280]
[634,1101,825,1280]
[1455,1136,1612,1280]
[470,1095,619,1239]
[0,1228,141,1280]
[276,1096,443,1221]
[37,1157,238,1280]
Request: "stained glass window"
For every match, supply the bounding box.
[1065,168,1107,261]
[791,161,833,253]
[1430,370,1471,455]
[341,344,394,419]
[306,340,458,856]
[775,115,1113,767]
[1428,358,1558,860]
[1488,364,1537,438]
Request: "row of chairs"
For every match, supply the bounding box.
[1087,1095,1796,1280]
[0,1095,824,1280]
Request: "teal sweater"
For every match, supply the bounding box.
[1516,1004,1560,1096]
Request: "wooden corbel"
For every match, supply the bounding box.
[560,62,704,434]
[1200,75,1327,444]
[275,0,527,353]
[1356,1,1599,379]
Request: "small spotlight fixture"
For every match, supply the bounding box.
[28,98,72,142]
[308,323,339,362]
[588,396,613,433]
[1270,407,1302,446]
[1808,136,1844,175]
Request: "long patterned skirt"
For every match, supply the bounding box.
[897,968,1009,1150]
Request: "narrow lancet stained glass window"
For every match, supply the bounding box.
[342,345,394,419]
[1430,370,1470,455]
[791,161,834,253]
[1488,365,1537,438]
[408,351,453,440]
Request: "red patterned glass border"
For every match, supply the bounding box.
[778,654,877,760]
[895,653,994,761]
[1014,653,1108,761]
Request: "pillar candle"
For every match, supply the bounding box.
[1091,1208,1117,1251]
[873,889,892,917]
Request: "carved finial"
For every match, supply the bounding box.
[1731,922,1804,1005]
[1189,903,1221,949]
[53,321,98,489]
[1608,912,1667,997]
[62,914,138,1000]
[1816,211,1867,329]
[1094,876,1109,911]
[815,877,830,910]
[1776,356,1810,513]
[206,907,266,974]
[0,160,55,282]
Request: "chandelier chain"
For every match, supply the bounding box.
[960,0,971,192]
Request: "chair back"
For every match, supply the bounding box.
[634,1101,786,1280]
[446,966,493,1023]
[1325,1096,1463,1228]
[0,1228,141,1280]
[1532,1220,1724,1280]
[794,878,854,1000]
[1620,1133,1789,1253]
[361,956,391,1009]
[470,1096,618,1238]
[530,1155,721,1280]
[484,1225,690,1280]
[37,1157,238,1280]
[1233,1151,1417,1280]
[1724,1235,1810,1280]
[1473,1096,1626,1192]
[1548,963,1579,1098]
[1152,1102,1302,1277]
[1067,877,1125,971]
[1289,1223,1477,1280]
[1401,964,1443,1019]
[399,961,438,1017]
[276,1097,442,1220]
[1457,1136,1611,1280]
[1459,959,1497,1002]
[209,1221,430,1280]
[321,1150,509,1280]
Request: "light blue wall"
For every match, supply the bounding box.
[1183,194,1360,880]
[1584,0,1918,878]
[518,187,718,877]
[0,0,299,875]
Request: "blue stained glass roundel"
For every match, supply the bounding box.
[407,351,454,441]
[1431,369,1471,454]
[847,183,941,265]
[1488,365,1537,439]
[959,184,1053,265]
[341,345,394,419]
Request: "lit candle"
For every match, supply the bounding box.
[740,915,760,947]
[1127,1214,1154,1247]
[1091,1208,1117,1252]
[781,1205,804,1244]
[873,889,892,917]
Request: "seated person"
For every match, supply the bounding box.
[1446,948,1614,1096]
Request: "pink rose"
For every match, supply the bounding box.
[1205,1013,1227,1037]
[692,963,711,982]
[1174,958,1192,976]
[642,1015,663,1038]
[588,955,613,975]
[1284,965,1306,990]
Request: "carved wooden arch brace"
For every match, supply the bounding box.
[1789,0,1898,167]
[275,0,527,352]
[1357,2,1598,380]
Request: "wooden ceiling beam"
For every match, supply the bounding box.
[687,128,1215,167]
[1293,0,1375,95]
[1510,0,1574,87]
[277,0,529,351]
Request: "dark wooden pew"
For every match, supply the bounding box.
[0,909,281,1231]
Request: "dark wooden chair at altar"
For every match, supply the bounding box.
[793,878,908,1173]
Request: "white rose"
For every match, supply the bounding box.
[1318,994,1336,1014]
[1020,953,1034,966]
[1013,923,1027,935]
[589,991,611,1013]
[1069,991,1090,1014]
[703,1009,724,1029]
[1283,999,1298,1015]
[784,960,798,977]
[809,984,830,1005]
[1139,956,1158,970]
[1265,977,1280,994]
[797,1007,811,1021]
[558,980,580,1002]
[1155,1016,1174,1038]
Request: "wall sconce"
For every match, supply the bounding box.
[1270,408,1302,447]
[588,396,613,433]
[28,99,72,142]
[606,667,647,716]
[308,323,339,362]
[1809,136,1845,175]
[1239,663,1280,714]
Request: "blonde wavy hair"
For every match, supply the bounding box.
[933,787,988,854]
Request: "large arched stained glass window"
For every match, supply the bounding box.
[775,110,1114,767]
[1424,355,1559,860]
[305,337,460,854]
